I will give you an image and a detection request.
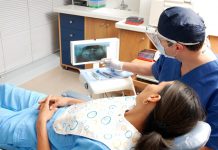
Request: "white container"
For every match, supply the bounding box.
[88,0,106,8]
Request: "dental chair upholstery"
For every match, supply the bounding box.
[171,121,211,150]
[62,91,211,150]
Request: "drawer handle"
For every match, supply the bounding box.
[69,33,74,37]
[69,20,74,24]
[140,37,145,41]
[99,23,105,27]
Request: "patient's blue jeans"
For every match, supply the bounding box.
[0,84,109,150]
[0,84,46,149]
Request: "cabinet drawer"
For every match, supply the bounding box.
[61,40,84,69]
[61,28,84,42]
[60,13,84,30]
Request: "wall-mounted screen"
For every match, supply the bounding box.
[71,38,119,65]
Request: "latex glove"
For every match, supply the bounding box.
[100,58,123,70]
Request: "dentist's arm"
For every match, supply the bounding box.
[37,96,57,150]
[122,61,154,76]
[101,58,154,76]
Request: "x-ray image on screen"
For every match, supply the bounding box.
[71,38,119,65]
[74,43,108,63]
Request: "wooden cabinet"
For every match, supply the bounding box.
[132,75,148,93]
[119,29,154,62]
[59,13,85,70]
[209,36,218,54]
[85,17,119,40]
[131,59,158,93]
[58,16,119,70]
[84,17,119,69]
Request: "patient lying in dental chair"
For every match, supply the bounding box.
[0,81,205,150]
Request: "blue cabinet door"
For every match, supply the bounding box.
[60,13,84,68]
[60,14,84,30]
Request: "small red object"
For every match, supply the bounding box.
[125,16,144,25]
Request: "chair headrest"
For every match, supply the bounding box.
[171,121,211,150]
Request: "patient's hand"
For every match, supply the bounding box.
[38,95,83,110]
[38,96,58,122]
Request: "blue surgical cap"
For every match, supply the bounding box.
[157,7,206,44]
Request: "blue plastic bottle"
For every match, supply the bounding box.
[88,0,106,8]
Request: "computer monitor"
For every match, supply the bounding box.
[71,38,119,65]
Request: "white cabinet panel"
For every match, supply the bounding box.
[0,0,59,75]
[0,0,29,37]
[2,31,32,71]
[28,0,55,28]
[31,21,59,61]
[148,0,192,26]
[52,0,72,18]
[0,39,5,74]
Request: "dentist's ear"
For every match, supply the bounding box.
[175,43,184,51]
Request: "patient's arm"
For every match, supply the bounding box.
[37,119,50,150]
[37,96,58,150]
[38,95,84,110]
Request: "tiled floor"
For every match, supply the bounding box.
[1,53,89,96]
[21,66,89,96]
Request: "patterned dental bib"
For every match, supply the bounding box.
[53,96,141,150]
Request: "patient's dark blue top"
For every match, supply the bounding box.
[0,84,109,150]
[152,55,218,149]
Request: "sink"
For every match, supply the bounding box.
[92,7,139,20]
[92,7,136,15]
[114,7,132,11]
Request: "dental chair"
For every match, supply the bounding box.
[171,121,211,150]
[62,91,212,150]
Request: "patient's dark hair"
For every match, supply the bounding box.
[135,81,205,150]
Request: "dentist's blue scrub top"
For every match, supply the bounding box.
[152,55,218,149]
[0,84,109,150]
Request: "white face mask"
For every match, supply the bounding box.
[154,36,175,59]
[145,28,177,59]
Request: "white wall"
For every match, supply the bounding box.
[0,38,5,74]
[192,0,218,36]
[148,0,194,27]
[0,0,71,74]
[140,0,153,24]
[146,0,218,36]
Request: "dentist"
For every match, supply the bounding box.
[101,6,218,150]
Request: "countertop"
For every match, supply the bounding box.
[115,20,148,33]
[53,5,147,33]
[53,5,139,22]
[53,5,218,36]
